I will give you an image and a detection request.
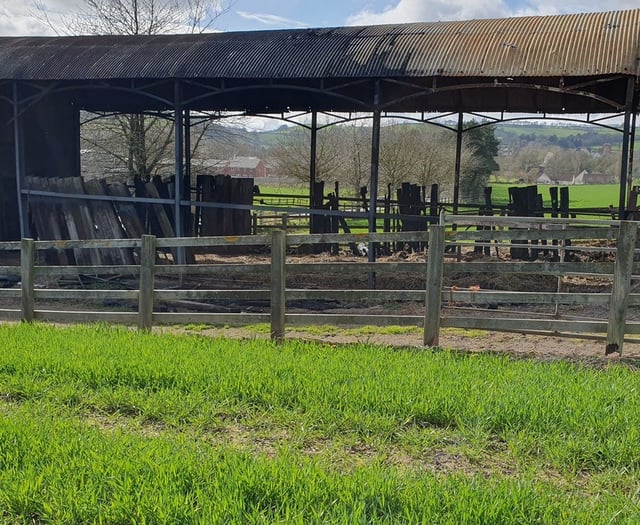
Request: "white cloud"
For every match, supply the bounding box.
[501,1,640,18]
[236,11,307,28]
[1,0,89,36]
[347,0,510,25]
[0,3,51,36]
[347,0,640,25]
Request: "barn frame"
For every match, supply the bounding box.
[0,8,639,257]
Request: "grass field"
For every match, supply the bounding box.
[1,323,640,523]
[490,183,620,211]
[258,182,621,214]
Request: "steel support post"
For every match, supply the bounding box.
[12,82,27,239]
[626,98,637,209]
[452,112,464,216]
[618,77,635,219]
[368,81,382,288]
[309,111,318,233]
[173,80,185,263]
[184,110,192,237]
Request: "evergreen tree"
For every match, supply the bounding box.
[461,122,499,202]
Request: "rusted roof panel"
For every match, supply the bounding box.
[0,9,638,81]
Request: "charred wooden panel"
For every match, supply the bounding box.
[23,95,80,180]
[196,174,253,237]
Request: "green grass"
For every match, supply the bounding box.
[223,323,424,336]
[496,123,624,140]
[1,323,640,523]
[490,182,620,211]
[257,181,621,221]
[256,184,308,197]
[204,323,490,339]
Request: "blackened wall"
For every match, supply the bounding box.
[0,101,19,241]
[23,94,80,180]
[0,93,80,240]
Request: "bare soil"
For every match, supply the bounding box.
[170,324,640,366]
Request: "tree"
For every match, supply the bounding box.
[511,144,546,180]
[460,123,499,202]
[37,0,230,36]
[377,125,423,190]
[267,119,496,206]
[411,127,478,201]
[334,123,371,195]
[376,124,482,202]
[268,126,344,185]
[38,0,232,184]
[81,113,175,181]
[413,128,451,188]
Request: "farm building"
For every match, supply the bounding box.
[538,169,617,185]
[199,157,268,179]
[0,8,638,245]
[536,172,553,185]
[574,170,617,185]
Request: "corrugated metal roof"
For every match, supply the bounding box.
[0,9,638,81]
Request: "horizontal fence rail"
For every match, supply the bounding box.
[1,215,638,354]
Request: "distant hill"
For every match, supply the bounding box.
[494,122,629,153]
[202,118,637,160]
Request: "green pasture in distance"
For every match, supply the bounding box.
[489,183,620,210]
[256,183,307,196]
[1,322,640,524]
[257,183,364,199]
[257,182,621,210]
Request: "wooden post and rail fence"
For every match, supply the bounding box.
[3,215,640,354]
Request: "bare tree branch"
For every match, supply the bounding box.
[35,0,233,185]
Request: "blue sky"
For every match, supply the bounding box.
[2,0,639,36]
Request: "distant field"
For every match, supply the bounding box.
[1,323,640,523]
[257,182,622,220]
[490,183,620,211]
[495,123,640,149]
[496,123,622,140]
[256,183,307,196]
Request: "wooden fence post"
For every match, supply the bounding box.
[271,229,286,343]
[20,238,35,323]
[138,234,156,331]
[424,224,445,346]
[606,221,637,355]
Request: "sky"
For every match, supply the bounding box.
[2,0,640,37]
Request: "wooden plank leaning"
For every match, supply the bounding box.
[606,221,638,355]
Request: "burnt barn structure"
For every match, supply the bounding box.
[0,8,639,254]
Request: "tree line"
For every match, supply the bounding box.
[268,121,499,202]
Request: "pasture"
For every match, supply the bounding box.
[490,183,620,210]
[1,323,639,523]
[254,183,622,226]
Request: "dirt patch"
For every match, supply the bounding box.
[166,324,640,366]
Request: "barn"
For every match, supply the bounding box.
[0,8,638,243]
